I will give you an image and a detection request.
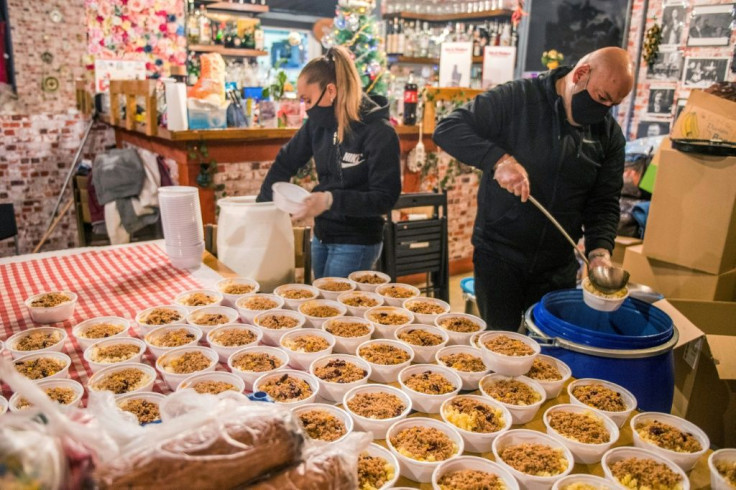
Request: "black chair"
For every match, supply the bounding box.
[0,203,19,255]
[379,192,449,301]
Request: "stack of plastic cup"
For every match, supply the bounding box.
[159,186,205,270]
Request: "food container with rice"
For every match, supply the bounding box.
[253,369,319,407]
[173,289,224,311]
[386,417,464,483]
[630,412,709,471]
[435,313,486,346]
[394,324,449,364]
[176,371,245,396]
[312,277,357,301]
[402,297,451,325]
[492,429,575,490]
[215,277,260,307]
[337,290,384,317]
[24,291,77,324]
[135,305,189,336]
[479,374,547,425]
[206,324,262,362]
[273,283,320,310]
[364,306,414,339]
[431,456,520,490]
[543,404,620,464]
[376,283,421,307]
[227,345,289,391]
[551,474,615,490]
[292,403,353,445]
[87,362,157,397]
[568,378,637,428]
[0,396,8,415]
[72,316,130,350]
[84,338,146,373]
[435,345,490,391]
[144,324,202,359]
[708,448,736,490]
[581,277,629,312]
[297,299,347,328]
[155,346,218,390]
[279,329,335,370]
[398,364,461,414]
[440,394,511,453]
[525,354,572,399]
[12,352,71,381]
[357,339,414,383]
[5,327,67,359]
[185,305,239,335]
[358,443,401,490]
[349,270,391,292]
[478,331,540,376]
[322,316,374,354]
[115,391,166,425]
[235,293,285,324]
[601,446,689,490]
[9,378,85,413]
[252,309,306,346]
[343,384,412,440]
[309,354,371,403]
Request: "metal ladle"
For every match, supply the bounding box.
[528,195,630,294]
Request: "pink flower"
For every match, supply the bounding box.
[98,1,112,17]
[128,0,145,12]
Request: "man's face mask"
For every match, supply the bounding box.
[306,86,336,128]
[570,71,610,126]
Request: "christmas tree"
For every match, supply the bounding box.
[323,0,387,96]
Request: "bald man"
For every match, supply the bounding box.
[434,47,634,331]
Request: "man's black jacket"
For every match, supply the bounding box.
[433,67,625,271]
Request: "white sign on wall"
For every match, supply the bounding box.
[482,46,516,89]
[94,59,146,94]
[439,42,473,88]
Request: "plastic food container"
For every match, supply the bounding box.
[143,324,202,359]
[206,324,262,362]
[402,297,451,325]
[376,283,421,307]
[312,277,357,301]
[253,369,320,407]
[479,374,547,425]
[227,345,290,391]
[543,404,620,464]
[297,299,347,329]
[134,305,190,336]
[155,346,219,390]
[357,339,414,383]
[12,351,71,381]
[309,354,371,403]
[440,394,512,454]
[435,345,490,391]
[0,396,8,415]
[176,371,246,395]
[88,362,157,397]
[348,270,391,292]
[235,293,284,324]
[24,291,77,324]
[431,456,519,490]
[602,446,690,490]
[272,182,309,214]
[568,378,637,428]
[709,448,736,490]
[386,417,464,483]
[252,309,306,347]
[9,378,85,413]
[364,306,415,339]
[173,288,224,311]
[492,429,575,490]
[394,324,449,363]
[527,354,572,399]
[398,364,462,414]
[279,328,335,370]
[337,290,384,317]
[551,474,615,490]
[273,283,320,310]
[435,312,486,346]
[362,443,401,489]
[292,403,354,445]
[83,337,146,373]
[630,411,709,471]
[478,330,540,376]
[115,391,166,425]
[72,316,130,350]
[5,327,68,359]
[215,277,260,307]
[185,305,240,335]
[343,384,412,440]
[321,316,374,354]
[581,277,629,312]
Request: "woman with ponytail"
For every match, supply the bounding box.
[257,46,401,279]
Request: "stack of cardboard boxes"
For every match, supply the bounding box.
[624,90,736,446]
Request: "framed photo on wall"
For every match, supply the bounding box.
[674,98,688,123]
[646,46,684,82]
[646,87,676,116]
[661,4,686,46]
[682,57,731,88]
[687,4,734,47]
[636,120,671,139]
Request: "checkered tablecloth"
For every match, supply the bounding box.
[1,242,204,399]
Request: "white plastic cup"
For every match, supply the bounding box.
[376,283,421,307]
[279,328,336,370]
[568,378,637,428]
[173,289,224,312]
[24,291,78,324]
[435,313,486,346]
[155,346,219,390]
[176,371,245,395]
[362,443,401,489]
[337,290,385,317]
[402,297,451,325]
[206,324,263,362]
[292,403,354,446]
[431,456,520,490]
[12,351,71,381]
[10,378,85,413]
[393,324,449,364]
[479,373,547,425]
[321,316,374,354]
[709,448,736,490]
[364,306,415,339]
[312,277,357,301]
[397,364,462,414]
[435,345,490,391]
[83,337,146,373]
[551,474,616,490]
[135,305,190,336]
[227,345,290,391]
[252,309,306,347]
[543,404,620,464]
[602,446,690,490]
[297,299,347,329]
[273,284,320,310]
[309,354,371,403]
[630,412,710,471]
[215,277,260,307]
[343,384,412,440]
[235,293,285,324]
[357,339,414,383]
[527,354,572,399]
[478,331,540,377]
[185,305,240,335]
[72,316,131,350]
[253,369,320,407]
[143,324,202,359]
[440,394,512,454]
[348,270,391,292]
[87,362,157,397]
[5,327,67,359]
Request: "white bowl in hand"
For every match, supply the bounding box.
[272,182,309,214]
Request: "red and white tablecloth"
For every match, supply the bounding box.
[1,242,205,398]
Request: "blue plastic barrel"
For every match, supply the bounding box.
[525,289,677,412]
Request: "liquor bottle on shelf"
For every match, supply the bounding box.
[403,72,418,126]
[419,22,430,58]
[186,0,200,44]
[254,22,264,51]
[500,22,511,47]
[397,19,405,54]
[198,6,211,45]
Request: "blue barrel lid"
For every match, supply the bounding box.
[532,289,673,349]
[460,277,475,295]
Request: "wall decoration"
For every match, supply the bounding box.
[674,97,688,122]
[687,4,734,47]
[647,86,675,115]
[661,4,686,46]
[637,120,671,139]
[85,0,186,78]
[646,45,684,81]
[682,56,731,87]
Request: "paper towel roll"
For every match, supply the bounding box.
[165,81,188,131]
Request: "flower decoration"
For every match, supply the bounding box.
[541,49,565,70]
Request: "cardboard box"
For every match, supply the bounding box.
[643,140,736,274]
[612,236,642,266]
[664,299,736,448]
[671,90,736,143]
[623,245,736,301]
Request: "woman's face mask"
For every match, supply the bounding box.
[305,85,337,128]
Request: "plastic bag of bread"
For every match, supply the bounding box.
[95,394,305,489]
[246,432,371,490]
[188,53,226,105]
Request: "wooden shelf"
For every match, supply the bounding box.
[384,9,512,22]
[189,45,268,57]
[196,1,268,14]
[389,55,485,65]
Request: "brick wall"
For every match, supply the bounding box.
[618,0,736,140]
